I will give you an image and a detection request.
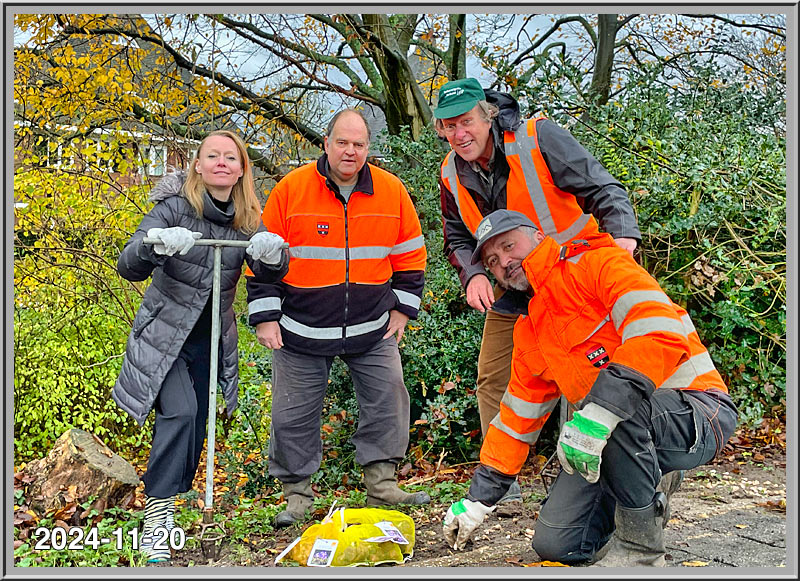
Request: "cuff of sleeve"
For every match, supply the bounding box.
[248,311,282,326]
[136,239,166,266]
[467,464,517,506]
[584,362,655,420]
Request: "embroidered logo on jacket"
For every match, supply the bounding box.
[317,222,329,236]
[585,345,610,369]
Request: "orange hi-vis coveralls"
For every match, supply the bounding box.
[467,232,735,508]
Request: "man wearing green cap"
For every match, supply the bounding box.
[433,77,642,510]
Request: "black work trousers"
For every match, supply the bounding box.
[532,387,738,564]
[141,332,211,499]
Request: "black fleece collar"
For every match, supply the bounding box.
[316,153,375,198]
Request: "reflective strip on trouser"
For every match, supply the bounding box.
[279,311,390,340]
[489,390,559,444]
[504,123,592,244]
[267,338,410,481]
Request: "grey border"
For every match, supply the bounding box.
[5,2,796,579]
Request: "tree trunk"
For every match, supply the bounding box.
[18,428,141,514]
[362,14,433,138]
[588,14,619,106]
[447,14,468,79]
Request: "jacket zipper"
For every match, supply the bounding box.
[343,200,350,352]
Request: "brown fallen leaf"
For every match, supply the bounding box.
[683,560,710,566]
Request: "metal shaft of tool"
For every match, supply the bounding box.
[204,244,222,510]
[141,235,289,511]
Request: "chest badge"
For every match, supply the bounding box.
[585,345,610,369]
[317,222,329,237]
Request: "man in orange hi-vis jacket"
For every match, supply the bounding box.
[442,210,737,567]
[252,109,430,528]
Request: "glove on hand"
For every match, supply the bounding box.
[246,231,285,265]
[443,498,495,550]
[147,227,202,256]
[557,402,623,484]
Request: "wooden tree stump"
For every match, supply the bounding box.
[19,428,141,514]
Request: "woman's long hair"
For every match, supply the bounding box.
[182,130,262,234]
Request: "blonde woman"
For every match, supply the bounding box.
[113,130,287,562]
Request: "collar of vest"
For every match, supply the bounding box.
[317,154,375,197]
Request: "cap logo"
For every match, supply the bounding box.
[476,220,493,241]
[442,87,464,98]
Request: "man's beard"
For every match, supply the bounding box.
[499,263,531,292]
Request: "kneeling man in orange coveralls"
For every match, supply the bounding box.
[442,209,737,567]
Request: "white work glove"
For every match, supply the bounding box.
[146,227,202,256]
[443,498,495,550]
[557,402,624,484]
[246,231,285,265]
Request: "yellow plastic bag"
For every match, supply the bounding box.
[279,506,415,567]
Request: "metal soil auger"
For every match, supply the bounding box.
[143,236,286,560]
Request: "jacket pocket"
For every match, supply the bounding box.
[563,299,612,348]
[133,300,165,339]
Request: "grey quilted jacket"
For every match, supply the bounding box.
[112,172,287,425]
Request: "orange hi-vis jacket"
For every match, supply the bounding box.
[440,117,601,245]
[254,156,427,356]
[480,233,728,477]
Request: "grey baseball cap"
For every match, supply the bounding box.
[471,209,538,264]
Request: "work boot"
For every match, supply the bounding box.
[494,479,523,518]
[593,494,667,567]
[656,470,684,526]
[140,495,175,563]
[274,478,314,528]
[363,462,431,506]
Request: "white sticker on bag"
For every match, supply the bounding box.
[307,538,338,567]
[375,521,409,544]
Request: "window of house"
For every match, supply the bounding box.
[148,144,167,176]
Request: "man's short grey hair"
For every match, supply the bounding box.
[434,100,499,137]
[327,108,371,142]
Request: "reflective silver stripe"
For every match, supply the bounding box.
[442,153,469,233]
[621,316,688,343]
[489,414,541,445]
[661,352,718,390]
[501,390,559,421]
[505,123,592,244]
[345,311,390,338]
[391,235,425,255]
[290,246,344,260]
[612,290,673,330]
[279,311,389,341]
[393,289,421,310]
[248,297,281,316]
[681,314,697,335]
[350,246,392,260]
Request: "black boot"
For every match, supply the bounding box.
[593,493,667,567]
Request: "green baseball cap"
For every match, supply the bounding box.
[433,78,486,119]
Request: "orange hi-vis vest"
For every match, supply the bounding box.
[440,118,601,244]
[259,159,426,355]
[479,234,728,476]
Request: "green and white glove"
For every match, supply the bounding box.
[442,498,495,550]
[557,402,624,484]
